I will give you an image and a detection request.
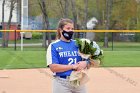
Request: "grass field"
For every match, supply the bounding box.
[102,51,140,67]
[0,50,46,69]
[0,42,140,69]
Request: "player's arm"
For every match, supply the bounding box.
[49,64,78,72]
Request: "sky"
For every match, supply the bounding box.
[0,0,17,23]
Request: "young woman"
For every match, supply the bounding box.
[46,18,88,93]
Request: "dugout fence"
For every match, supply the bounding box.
[0,30,140,51]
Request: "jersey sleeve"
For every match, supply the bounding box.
[46,44,59,66]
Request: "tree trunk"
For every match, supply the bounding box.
[136,1,140,29]
[84,0,88,38]
[104,0,112,48]
[64,0,69,18]
[96,0,99,18]
[71,0,79,38]
[57,0,65,17]
[17,0,21,24]
[2,0,6,47]
[70,0,77,29]
[84,0,88,29]
[38,0,50,48]
[5,0,16,47]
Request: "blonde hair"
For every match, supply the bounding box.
[56,18,73,39]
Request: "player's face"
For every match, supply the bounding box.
[62,23,74,32]
[60,23,74,40]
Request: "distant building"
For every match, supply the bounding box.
[3,22,20,40]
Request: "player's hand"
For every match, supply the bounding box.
[71,64,79,70]
[76,61,87,71]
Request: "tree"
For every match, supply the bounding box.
[55,0,70,18]
[70,0,78,29]
[84,0,88,29]
[23,0,140,44]
[111,0,137,30]
[17,0,21,24]
[37,0,51,48]
[70,0,81,38]
[83,0,88,38]
[104,0,113,48]
[2,0,6,47]
[136,0,140,29]
[1,0,16,47]
[64,0,69,18]
[6,0,16,47]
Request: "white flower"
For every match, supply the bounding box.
[80,38,91,44]
[92,41,101,55]
[80,38,91,52]
[100,49,103,55]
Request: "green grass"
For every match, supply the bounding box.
[102,51,140,67]
[0,50,140,69]
[0,50,46,69]
[0,42,140,69]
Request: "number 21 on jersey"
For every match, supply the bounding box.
[68,58,77,65]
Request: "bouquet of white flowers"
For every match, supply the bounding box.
[69,38,103,87]
[76,38,103,67]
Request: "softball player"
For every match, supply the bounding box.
[46,18,87,93]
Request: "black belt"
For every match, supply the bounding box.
[59,76,67,79]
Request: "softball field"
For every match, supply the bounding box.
[0,67,140,93]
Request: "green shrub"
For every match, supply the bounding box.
[32,32,42,39]
[134,33,140,42]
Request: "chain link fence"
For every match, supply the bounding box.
[0,30,140,51]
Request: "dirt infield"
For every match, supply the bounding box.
[0,67,140,93]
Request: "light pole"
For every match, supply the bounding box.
[21,0,28,51]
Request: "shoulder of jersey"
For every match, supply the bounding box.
[50,39,61,45]
[50,39,76,45]
[71,39,76,42]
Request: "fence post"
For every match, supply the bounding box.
[14,30,17,51]
[112,32,114,51]
[20,32,24,51]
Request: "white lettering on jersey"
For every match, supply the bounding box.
[59,51,79,57]
[59,52,63,57]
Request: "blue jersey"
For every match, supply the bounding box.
[46,39,82,76]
